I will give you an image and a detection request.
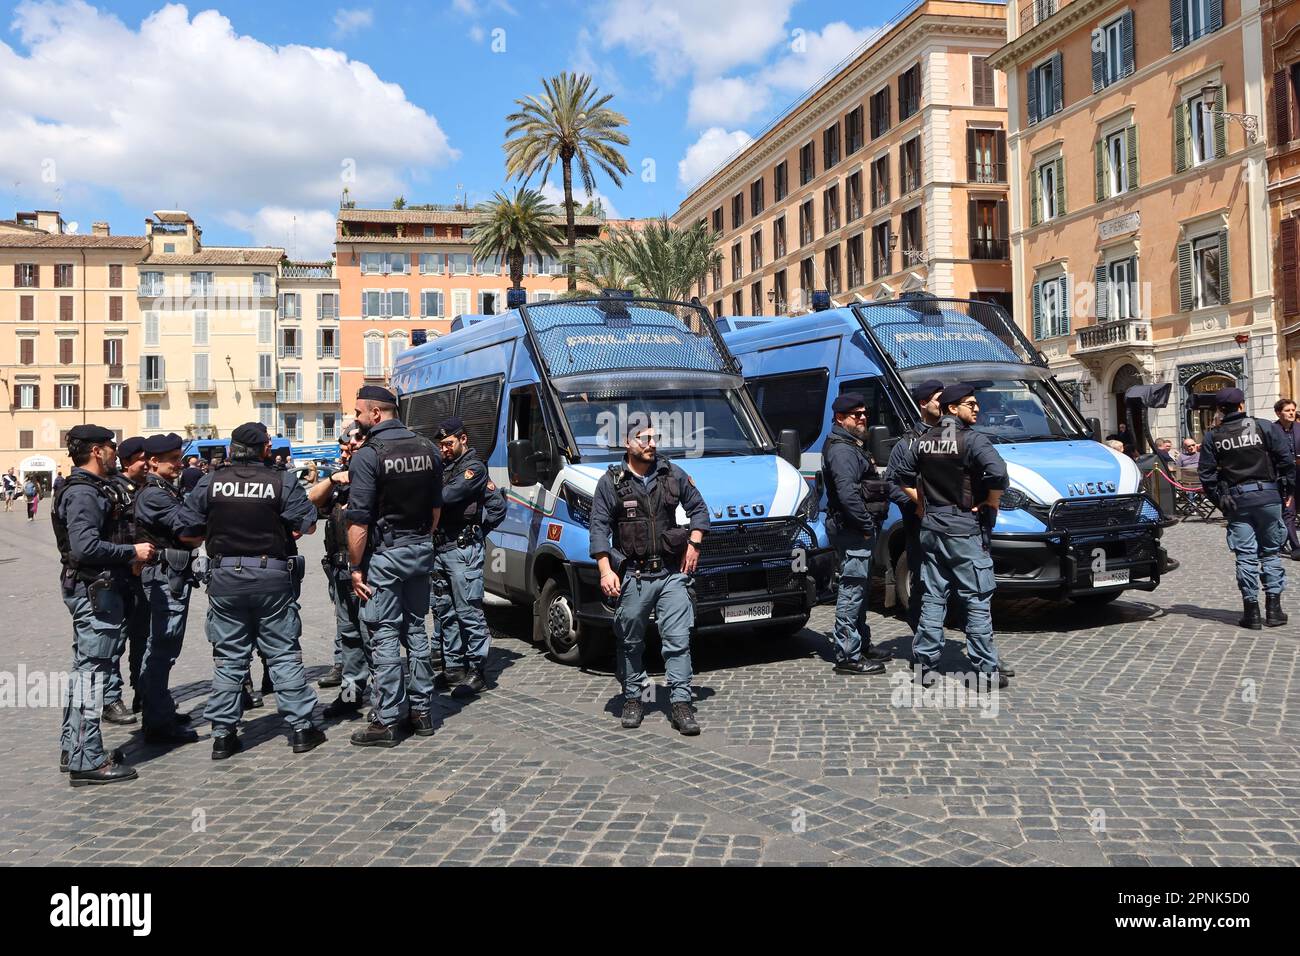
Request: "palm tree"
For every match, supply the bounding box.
[599,218,720,303]
[471,187,564,291]
[504,72,630,292]
[392,196,406,209]
[560,242,639,296]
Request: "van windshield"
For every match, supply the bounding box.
[559,390,768,462]
[968,379,1089,442]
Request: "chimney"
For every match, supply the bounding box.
[92,221,110,236]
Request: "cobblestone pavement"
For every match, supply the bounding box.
[0,508,1296,866]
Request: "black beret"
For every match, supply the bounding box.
[910,379,945,404]
[67,424,115,445]
[144,433,183,456]
[357,385,396,404]
[832,392,866,414]
[436,416,465,440]
[231,422,270,446]
[118,436,147,461]
[939,383,977,407]
[1215,386,1245,406]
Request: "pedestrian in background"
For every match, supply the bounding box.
[24,477,40,522]
[1275,398,1300,561]
[1175,439,1200,469]
[2,468,16,511]
[179,456,202,494]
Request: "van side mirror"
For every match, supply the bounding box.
[776,428,801,468]
[1087,417,1102,442]
[508,439,539,486]
[867,425,895,466]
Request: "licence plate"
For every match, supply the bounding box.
[724,601,773,623]
[1092,569,1130,588]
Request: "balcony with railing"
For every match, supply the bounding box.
[1019,0,1064,34]
[970,238,1010,260]
[138,377,165,394]
[277,345,303,359]
[278,388,305,404]
[971,162,1008,185]
[252,377,276,392]
[1076,317,1152,354]
[318,388,341,404]
[282,262,334,280]
[318,345,341,360]
[138,280,165,297]
[251,280,274,298]
[186,378,215,395]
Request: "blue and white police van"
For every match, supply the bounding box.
[389,294,832,665]
[721,294,1172,609]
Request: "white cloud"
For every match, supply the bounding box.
[538,181,623,221]
[0,1,456,244]
[687,76,770,128]
[332,7,372,38]
[468,24,485,42]
[765,21,881,93]
[677,127,753,191]
[222,207,338,261]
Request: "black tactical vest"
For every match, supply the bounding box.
[823,435,890,526]
[1209,417,1276,487]
[110,474,140,545]
[52,472,129,578]
[368,433,440,535]
[203,462,288,560]
[134,474,185,549]
[915,422,974,511]
[440,449,486,532]
[609,463,683,562]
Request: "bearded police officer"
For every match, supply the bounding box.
[885,381,944,634]
[307,422,371,717]
[591,420,710,736]
[175,422,326,759]
[346,386,442,747]
[821,393,892,675]
[132,433,201,745]
[104,435,149,725]
[894,383,1010,689]
[54,425,157,785]
[432,416,494,696]
[1198,386,1295,628]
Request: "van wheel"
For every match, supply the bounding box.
[537,576,582,665]
[893,551,911,613]
[1071,591,1123,607]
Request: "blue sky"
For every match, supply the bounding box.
[0,0,930,257]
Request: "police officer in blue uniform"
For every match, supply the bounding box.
[54,424,157,785]
[104,435,148,725]
[307,422,371,717]
[590,419,710,735]
[894,383,1011,688]
[1198,386,1295,628]
[432,416,494,696]
[175,421,326,759]
[821,392,893,675]
[345,386,442,746]
[885,380,944,634]
[132,433,201,745]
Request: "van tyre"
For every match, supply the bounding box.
[537,576,582,665]
[893,551,912,615]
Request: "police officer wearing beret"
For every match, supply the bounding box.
[894,383,1011,688]
[590,419,710,735]
[175,421,326,759]
[821,392,893,675]
[345,386,443,746]
[306,421,371,717]
[432,416,493,696]
[132,433,201,745]
[1198,386,1295,628]
[54,425,158,785]
[103,435,149,725]
[885,381,944,634]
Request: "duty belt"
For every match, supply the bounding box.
[212,556,292,572]
[434,525,482,552]
[626,556,667,575]
[1227,481,1278,495]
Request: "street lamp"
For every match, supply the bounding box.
[1199,81,1260,145]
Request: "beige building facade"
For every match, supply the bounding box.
[275,260,345,444]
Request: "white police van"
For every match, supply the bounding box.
[389,294,832,665]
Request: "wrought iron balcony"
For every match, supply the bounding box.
[138,377,165,394]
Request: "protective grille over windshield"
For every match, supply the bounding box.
[852,297,1043,371]
[519,298,738,378]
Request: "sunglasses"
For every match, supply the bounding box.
[631,434,658,446]
[843,410,868,419]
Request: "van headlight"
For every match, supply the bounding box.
[560,484,593,527]
[795,486,819,520]
[999,489,1030,511]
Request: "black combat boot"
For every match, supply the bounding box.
[406,711,435,737]
[441,667,466,689]
[1265,593,1289,628]
[242,678,264,709]
[143,723,199,745]
[620,698,644,729]
[669,702,701,736]
[350,720,401,747]
[68,754,138,787]
[453,669,487,697]
[1240,599,1263,630]
[318,665,343,689]
[212,734,243,760]
[834,657,886,675]
[102,699,137,724]
[291,726,327,753]
[863,645,892,663]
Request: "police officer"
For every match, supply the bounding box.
[894,383,1011,688]
[132,433,201,745]
[346,386,442,746]
[885,381,944,634]
[54,425,157,785]
[821,393,893,675]
[306,422,371,716]
[590,420,710,735]
[175,422,327,759]
[104,435,148,725]
[432,416,493,696]
[1198,387,1295,628]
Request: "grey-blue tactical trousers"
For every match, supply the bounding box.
[1225,500,1287,601]
[615,571,694,704]
[60,582,124,771]
[106,579,148,705]
[831,533,875,663]
[205,590,318,736]
[912,528,1000,673]
[327,572,370,700]
[434,537,490,673]
[138,564,191,731]
[360,542,435,725]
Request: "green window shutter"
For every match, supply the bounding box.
[1174,102,1187,173]
[1171,0,1185,52]
[1030,168,1041,226]
[1032,281,1044,339]
[1095,140,1105,201]
[1095,265,1110,320]
[1177,240,1194,311]
[1054,157,1066,216]
[1126,125,1139,188]
[1214,86,1227,158]
[1060,275,1071,335]
[1217,230,1231,304]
